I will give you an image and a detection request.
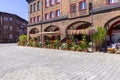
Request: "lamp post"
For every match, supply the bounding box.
[89,0,94,52]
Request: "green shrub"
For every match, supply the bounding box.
[76,46,82,51]
[80,35,88,50]
[53,40,59,49]
[18,35,27,46]
[61,43,68,50]
[26,38,34,47]
[33,41,39,47]
[45,40,50,46]
[71,44,79,51]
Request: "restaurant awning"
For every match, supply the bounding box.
[29,31,61,38]
[39,31,61,37]
[67,27,98,35]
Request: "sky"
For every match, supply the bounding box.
[0,0,28,21]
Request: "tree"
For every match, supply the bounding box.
[93,26,107,51]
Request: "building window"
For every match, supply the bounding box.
[107,0,118,4]
[50,0,55,6]
[30,5,32,13]
[37,1,40,11]
[33,17,36,22]
[56,0,60,4]
[20,29,23,34]
[50,11,55,18]
[4,17,8,21]
[37,16,41,22]
[23,23,26,26]
[4,25,8,30]
[20,26,24,28]
[56,9,60,17]
[9,34,13,39]
[45,0,49,8]
[70,4,76,13]
[34,3,36,12]
[45,13,49,20]
[79,1,86,10]
[10,26,13,31]
[9,18,13,21]
[30,18,32,23]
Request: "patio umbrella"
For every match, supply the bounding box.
[39,31,61,38]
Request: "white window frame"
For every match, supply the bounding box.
[45,0,49,7]
[56,9,60,17]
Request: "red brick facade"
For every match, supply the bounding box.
[26,0,120,42]
[0,12,28,43]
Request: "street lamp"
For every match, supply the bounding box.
[89,0,94,52]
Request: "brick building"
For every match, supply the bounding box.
[26,0,120,43]
[0,12,28,43]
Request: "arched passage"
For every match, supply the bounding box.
[44,25,61,41]
[105,16,120,44]
[29,28,39,34]
[29,28,40,41]
[66,21,91,42]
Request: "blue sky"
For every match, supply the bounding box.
[0,0,28,21]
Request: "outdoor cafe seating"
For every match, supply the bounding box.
[107,40,120,53]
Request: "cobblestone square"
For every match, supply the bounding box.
[0,44,120,80]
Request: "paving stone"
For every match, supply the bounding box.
[0,44,120,80]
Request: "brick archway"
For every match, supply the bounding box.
[104,16,120,42]
[44,25,60,32]
[28,28,40,41]
[66,21,91,35]
[29,28,39,34]
[43,25,61,41]
[64,21,91,42]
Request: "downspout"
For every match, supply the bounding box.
[41,0,44,44]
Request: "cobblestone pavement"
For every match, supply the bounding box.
[0,44,120,80]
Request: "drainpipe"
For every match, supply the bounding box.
[89,0,94,52]
[41,0,44,46]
